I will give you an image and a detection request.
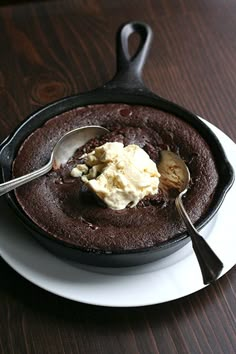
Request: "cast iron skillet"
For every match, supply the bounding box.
[0,22,234,267]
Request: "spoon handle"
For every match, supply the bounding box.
[0,162,52,197]
[175,193,223,285]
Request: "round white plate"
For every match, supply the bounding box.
[0,120,235,307]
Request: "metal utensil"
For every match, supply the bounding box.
[158,150,223,284]
[0,125,109,197]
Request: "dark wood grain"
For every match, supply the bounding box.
[0,1,235,353]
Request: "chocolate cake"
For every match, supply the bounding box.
[12,104,219,251]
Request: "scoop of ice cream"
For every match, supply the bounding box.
[71,142,160,210]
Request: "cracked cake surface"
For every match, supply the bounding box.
[13,104,219,251]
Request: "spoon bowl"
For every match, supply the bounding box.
[0,125,109,197]
[158,150,190,196]
[158,150,224,285]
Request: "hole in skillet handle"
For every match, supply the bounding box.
[104,21,153,91]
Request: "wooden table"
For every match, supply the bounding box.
[0,1,235,353]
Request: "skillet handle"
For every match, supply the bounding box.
[105,21,153,90]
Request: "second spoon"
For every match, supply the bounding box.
[158,150,223,285]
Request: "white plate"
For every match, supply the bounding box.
[0,120,235,307]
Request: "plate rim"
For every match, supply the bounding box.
[0,119,235,307]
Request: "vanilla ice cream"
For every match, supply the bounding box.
[71,142,160,210]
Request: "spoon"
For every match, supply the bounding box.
[158,150,223,285]
[0,125,109,197]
